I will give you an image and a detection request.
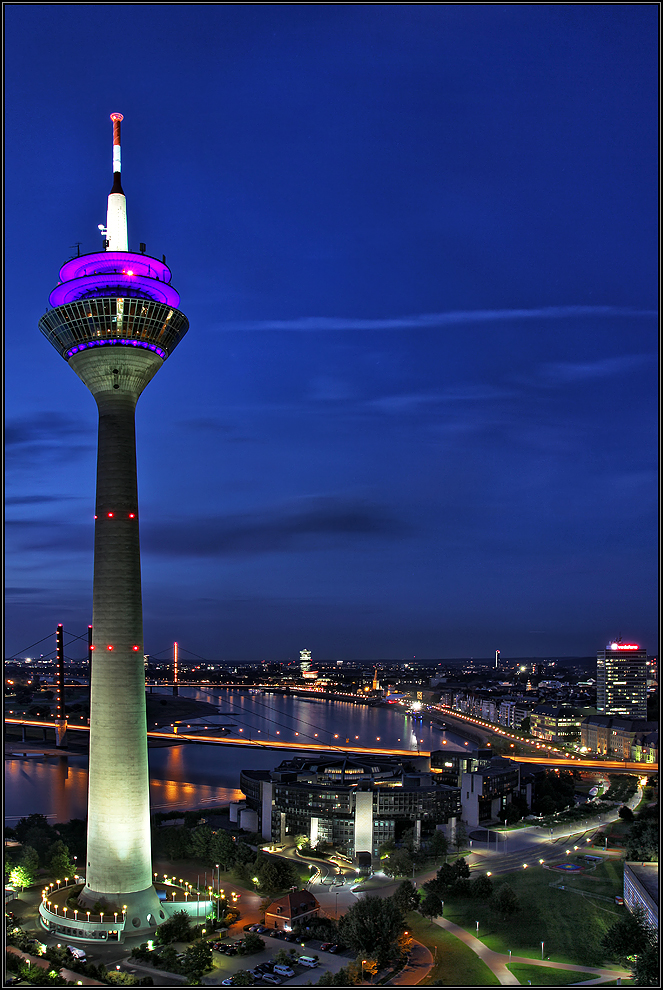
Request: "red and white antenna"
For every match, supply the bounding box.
[105,112,128,251]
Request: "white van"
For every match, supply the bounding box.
[298,956,319,968]
[273,964,295,977]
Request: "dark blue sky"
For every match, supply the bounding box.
[5,5,658,661]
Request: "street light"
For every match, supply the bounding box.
[362,960,367,982]
[541,941,545,959]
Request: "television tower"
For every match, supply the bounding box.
[39,114,189,935]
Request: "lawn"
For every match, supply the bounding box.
[441,865,622,967]
[405,912,500,986]
[507,964,604,985]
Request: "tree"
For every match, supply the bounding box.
[317,964,362,986]
[190,825,213,861]
[256,856,299,896]
[382,848,414,878]
[239,933,265,955]
[634,937,659,986]
[453,857,470,879]
[427,829,448,865]
[489,883,519,918]
[182,940,213,979]
[601,906,653,963]
[155,910,192,945]
[454,820,467,854]
[48,839,74,879]
[392,880,420,915]
[8,863,34,892]
[618,806,635,822]
[210,829,236,871]
[626,812,659,862]
[20,845,40,879]
[419,891,443,923]
[470,875,493,900]
[230,972,253,987]
[339,895,405,968]
[14,814,52,842]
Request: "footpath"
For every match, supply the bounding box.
[432,917,631,986]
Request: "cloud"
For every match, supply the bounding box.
[5,413,92,446]
[142,496,408,557]
[368,384,511,413]
[6,494,82,505]
[5,587,47,596]
[539,353,655,384]
[217,305,657,333]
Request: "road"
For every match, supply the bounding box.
[6,718,656,772]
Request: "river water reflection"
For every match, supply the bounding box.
[5,689,468,823]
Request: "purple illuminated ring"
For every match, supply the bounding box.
[65,339,166,360]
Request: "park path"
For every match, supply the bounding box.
[386,940,434,985]
[431,917,631,986]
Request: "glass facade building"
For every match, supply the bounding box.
[597,645,647,719]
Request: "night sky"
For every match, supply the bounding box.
[5,5,658,662]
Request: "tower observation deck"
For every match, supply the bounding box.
[38,114,188,940]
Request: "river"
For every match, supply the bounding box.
[5,688,469,824]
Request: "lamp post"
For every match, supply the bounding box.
[476,921,479,933]
[216,864,220,921]
[362,959,367,982]
[541,941,544,959]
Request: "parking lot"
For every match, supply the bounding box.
[202,930,355,986]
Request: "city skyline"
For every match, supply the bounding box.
[5,6,658,660]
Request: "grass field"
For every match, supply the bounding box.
[441,863,623,967]
[405,912,500,986]
[507,964,604,985]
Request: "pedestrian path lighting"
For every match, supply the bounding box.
[362,960,367,981]
[541,941,544,959]
[476,921,479,933]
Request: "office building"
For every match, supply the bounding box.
[240,754,461,861]
[597,641,648,719]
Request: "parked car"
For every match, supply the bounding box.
[272,930,287,940]
[273,964,295,978]
[615,896,625,905]
[320,942,333,952]
[256,925,268,933]
[328,944,344,953]
[298,956,319,968]
[261,975,283,986]
[249,923,262,932]
[284,933,298,943]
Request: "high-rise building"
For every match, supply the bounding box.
[38,114,188,938]
[596,641,647,719]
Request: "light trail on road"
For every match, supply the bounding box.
[6,719,657,771]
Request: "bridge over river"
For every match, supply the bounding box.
[5,719,655,772]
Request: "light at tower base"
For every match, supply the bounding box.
[38,114,189,938]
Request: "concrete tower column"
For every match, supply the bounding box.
[69,349,162,918]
